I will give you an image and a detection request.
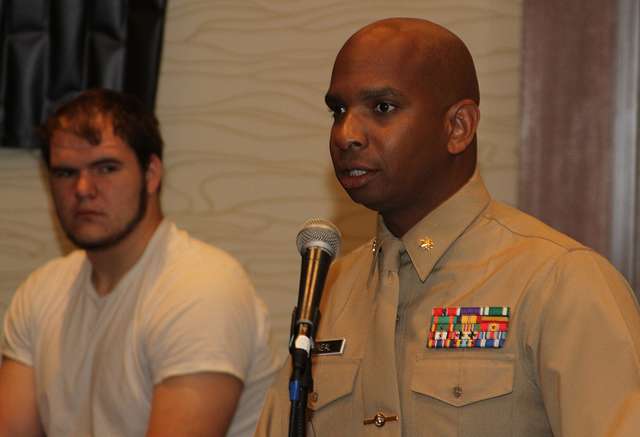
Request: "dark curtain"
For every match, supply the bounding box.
[0,0,168,148]
[519,0,616,258]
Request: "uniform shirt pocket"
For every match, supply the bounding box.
[411,357,514,406]
[410,356,515,436]
[308,358,360,435]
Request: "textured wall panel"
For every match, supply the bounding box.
[0,0,522,359]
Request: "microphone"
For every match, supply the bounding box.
[288,219,341,437]
[291,218,341,356]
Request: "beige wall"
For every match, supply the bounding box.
[0,0,522,359]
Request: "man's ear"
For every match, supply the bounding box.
[145,154,163,195]
[445,99,480,155]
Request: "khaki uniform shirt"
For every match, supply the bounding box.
[256,174,640,436]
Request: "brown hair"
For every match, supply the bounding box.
[40,88,163,169]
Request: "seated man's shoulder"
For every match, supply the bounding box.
[32,249,86,276]
[146,226,266,329]
[18,250,87,299]
[162,226,253,288]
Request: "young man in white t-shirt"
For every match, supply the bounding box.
[0,89,277,437]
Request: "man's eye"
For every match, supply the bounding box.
[329,105,346,119]
[374,102,396,113]
[51,169,74,178]
[96,164,119,174]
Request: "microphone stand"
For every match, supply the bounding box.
[287,307,319,437]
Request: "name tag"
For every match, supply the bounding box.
[312,338,346,356]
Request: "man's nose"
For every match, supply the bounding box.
[332,111,367,151]
[75,171,97,199]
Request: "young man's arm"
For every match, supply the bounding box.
[0,358,44,437]
[146,371,243,437]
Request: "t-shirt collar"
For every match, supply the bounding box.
[83,218,173,300]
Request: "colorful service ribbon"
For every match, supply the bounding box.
[427,306,510,349]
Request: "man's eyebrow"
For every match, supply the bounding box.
[51,157,122,171]
[325,87,403,106]
[49,164,76,172]
[358,87,402,100]
[89,157,122,168]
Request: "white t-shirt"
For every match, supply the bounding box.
[2,220,278,437]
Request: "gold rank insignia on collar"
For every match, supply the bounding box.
[418,237,435,251]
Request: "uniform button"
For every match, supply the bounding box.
[453,385,463,398]
[395,313,400,322]
[374,413,386,427]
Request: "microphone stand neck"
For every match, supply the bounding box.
[288,309,319,437]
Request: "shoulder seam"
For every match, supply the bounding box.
[480,212,590,254]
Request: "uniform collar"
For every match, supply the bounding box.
[374,170,491,282]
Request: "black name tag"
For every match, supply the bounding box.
[312,338,346,356]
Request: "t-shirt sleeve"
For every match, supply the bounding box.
[2,274,38,366]
[143,254,260,385]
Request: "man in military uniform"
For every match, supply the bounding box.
[256,17,640,436]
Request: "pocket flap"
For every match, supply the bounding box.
[309,358,359,410]
[411,358,514,407]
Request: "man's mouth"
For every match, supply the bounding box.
[348,169,369,177]
[338,167,378,189]
[75,209,102,218]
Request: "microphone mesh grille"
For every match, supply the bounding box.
[296,218,342,258]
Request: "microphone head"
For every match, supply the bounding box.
[296,218,342,259]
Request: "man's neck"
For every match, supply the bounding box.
[87,212,163,296]
[382,165,475,237]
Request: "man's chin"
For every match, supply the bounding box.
[67,232,119,251]
[64,211,146,252]
[63,225,126,251]
[345,189,386,213]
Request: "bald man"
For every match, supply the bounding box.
[256,18,640,436]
